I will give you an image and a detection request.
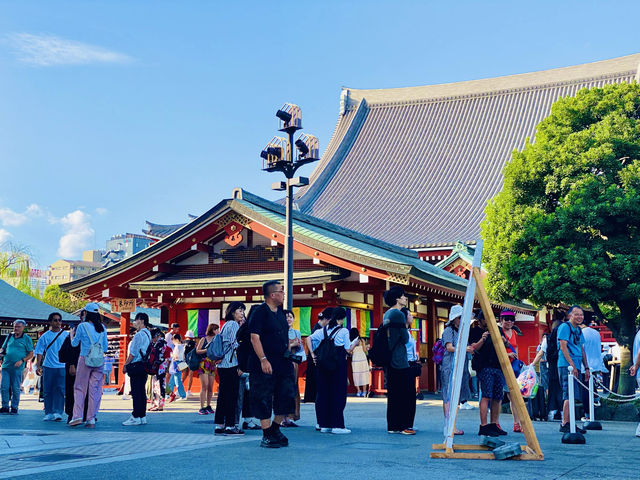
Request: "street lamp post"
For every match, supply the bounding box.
[261,104,319,309]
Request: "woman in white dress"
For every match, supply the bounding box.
[349,328,370,397]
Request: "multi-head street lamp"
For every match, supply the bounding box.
[260,103,320,309]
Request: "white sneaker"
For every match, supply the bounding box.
[331,428,351,434]
[53,413,63,422]
[186,391,192,398]
[140,416,147,425]
[43,414,54,421]
[459,402,475,410]
[121,395,131,400]
[320,428,331,433]
[635,422,640,437]
[122,416,142,426]
[315,424,320,431]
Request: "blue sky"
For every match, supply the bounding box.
[1,0,639,268]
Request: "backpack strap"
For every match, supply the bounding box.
[2,333,13,350]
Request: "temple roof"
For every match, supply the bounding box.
[0,280,78,323]
[61,189,469,297]
[296,54,640,248]
[143,216,197,239]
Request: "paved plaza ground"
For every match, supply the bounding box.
[0,392,637,480]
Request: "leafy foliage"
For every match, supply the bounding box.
[482,82,640,350]
[42,284,85,313]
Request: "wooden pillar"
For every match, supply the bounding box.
[118,311,131,389]
[371,290,385,395]
[426,296,437,392]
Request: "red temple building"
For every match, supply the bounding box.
[62,54,640,391]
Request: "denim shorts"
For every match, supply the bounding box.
[558,366,582,401]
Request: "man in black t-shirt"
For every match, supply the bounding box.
[469,310,507,437]
[249,280,295,448]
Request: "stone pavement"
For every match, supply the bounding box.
[0,392,638,480]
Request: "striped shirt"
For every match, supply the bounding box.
[217,321,239,368]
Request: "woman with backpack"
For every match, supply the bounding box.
[195,323,218,415]
[214,301,244,436]
[121,312,152,426]
[68,303,108,428]
[306,307,357,434]
[149,328,171,412]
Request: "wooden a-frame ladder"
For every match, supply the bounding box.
[430,240,544,461]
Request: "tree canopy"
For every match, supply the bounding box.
[42,284,85,313]
[482,82,640,357]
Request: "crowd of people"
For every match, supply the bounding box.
[2,283,639,445]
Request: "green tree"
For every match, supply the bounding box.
[42,284,85,313]
[482,82,640,394]
[0,242,40,298]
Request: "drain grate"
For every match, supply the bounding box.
[12,453,98,463]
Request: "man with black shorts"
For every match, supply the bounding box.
[469,310,508,437]
[249,280,296,448]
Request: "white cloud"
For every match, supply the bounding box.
[0,207,28,227]
[58,210,94,258]
[0,203,46,227]
[0,229,12,244]
[95,207,108,215]
[6,33,133,66]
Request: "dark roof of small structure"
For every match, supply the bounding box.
[143,216,197,239]
[0,280,78,323]
[295,54,640,248]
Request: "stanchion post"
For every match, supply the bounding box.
[562,366,585,444]
[583,373,602,430]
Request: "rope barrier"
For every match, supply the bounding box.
[568,375,640,403]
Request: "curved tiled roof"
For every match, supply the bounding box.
[296,54,640,248]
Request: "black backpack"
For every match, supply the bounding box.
[315,326,342,371]
[369,324,395,368]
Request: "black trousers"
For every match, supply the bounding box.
[387,367,414,431]
[130,372,148,419]
[315,354,347,429]
[547,362,563,413]
[304,359,317,403]
[64,365,88,421]
[215,366,239,427]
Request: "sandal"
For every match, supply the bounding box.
[454,429,464,435]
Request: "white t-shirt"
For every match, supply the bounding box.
[633,329,640,380]
[582,327,606,373]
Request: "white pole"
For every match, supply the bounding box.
[588,373,595,421]
[568,366,576,434]
[444,239,483,449]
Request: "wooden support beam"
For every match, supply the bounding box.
[152,263,175,274]
[430,452,543,461]
[190,243,212,254]
[472,266,544,460]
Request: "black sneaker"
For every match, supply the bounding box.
[0,407,9,414]
[225,426,245,435]
[260,434,281,448]
[560,423,586,434]
[198,408,208,415]
[214,427,226,436]
[9,408,18,415]
[242,421,250,430]
[205,405,214,414]
[478,424,498,437]
[489,423,507,436]
[271,427,289,447]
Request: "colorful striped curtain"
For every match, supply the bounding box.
[291,307,311,336]
[343,308,372,338]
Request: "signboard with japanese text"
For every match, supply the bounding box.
[111,298,136,313]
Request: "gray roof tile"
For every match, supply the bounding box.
[297,54,640,248]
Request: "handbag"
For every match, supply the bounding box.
[177,361,188,371]
[409,360,422,377]
[126,361,146,376]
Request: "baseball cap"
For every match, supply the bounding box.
[185,330,195,339]
[84,302,100,313]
